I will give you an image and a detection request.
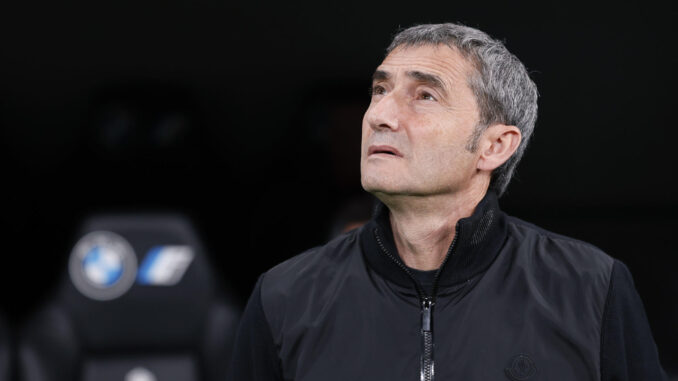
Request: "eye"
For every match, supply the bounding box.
[370,85,386,97]
[417,91,437,101]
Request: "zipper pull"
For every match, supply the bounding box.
[421,297,434,332]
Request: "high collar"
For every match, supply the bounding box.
[360,191,508,290]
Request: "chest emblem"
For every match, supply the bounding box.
[505,354,537,380]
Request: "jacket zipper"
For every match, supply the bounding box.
[420,297,434,381]
[374,226,460,381]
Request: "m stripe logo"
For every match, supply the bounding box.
[137,245,194,286]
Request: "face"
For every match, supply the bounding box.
[360,44,482,198]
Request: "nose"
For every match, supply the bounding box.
[365,90,402,132]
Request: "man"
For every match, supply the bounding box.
[229,23,666,380]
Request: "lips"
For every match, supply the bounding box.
[368,145,403,157]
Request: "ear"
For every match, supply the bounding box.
[476,124,522,172]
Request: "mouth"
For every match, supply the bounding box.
[368,145,403,157]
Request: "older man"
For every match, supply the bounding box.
[229,23,666,380]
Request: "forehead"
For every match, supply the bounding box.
[376,44,475,88]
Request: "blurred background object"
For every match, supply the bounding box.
[0,314,10,381]
[18,214,240,381]
[0,0,676,377]
[327,194,376,240]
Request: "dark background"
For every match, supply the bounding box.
[1,0,676,372]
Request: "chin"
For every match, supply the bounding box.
[361,175,389,194]
[361,174,407,196]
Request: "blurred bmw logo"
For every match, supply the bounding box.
[69,231,137,301]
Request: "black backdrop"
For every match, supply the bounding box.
[1,0,676,372]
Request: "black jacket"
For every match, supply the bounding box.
[229,192,667,380]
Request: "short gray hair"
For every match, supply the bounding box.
[387,23,538,196]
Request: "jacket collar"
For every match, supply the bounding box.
[360,191,508,290]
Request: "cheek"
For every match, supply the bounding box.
[413,112,475,150]
[410,121,458,157]
[411,127,474,171]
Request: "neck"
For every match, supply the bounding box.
[382,187,487,271]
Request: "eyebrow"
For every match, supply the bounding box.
[406,70,447,95]
[372,70,390,82]
[371,69,448,96]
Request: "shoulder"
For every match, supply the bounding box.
[262,227,362,290]
[500,215,618,328]
[258,227,364,331]
[505,215,615,276]
[502,215,616,311]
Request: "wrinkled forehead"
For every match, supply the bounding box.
[378,44,476,85]
[376,44,478,93]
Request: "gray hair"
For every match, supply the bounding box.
[387,23,538,196]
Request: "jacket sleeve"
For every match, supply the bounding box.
[228,274,284,381]
[600,259,668,381]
